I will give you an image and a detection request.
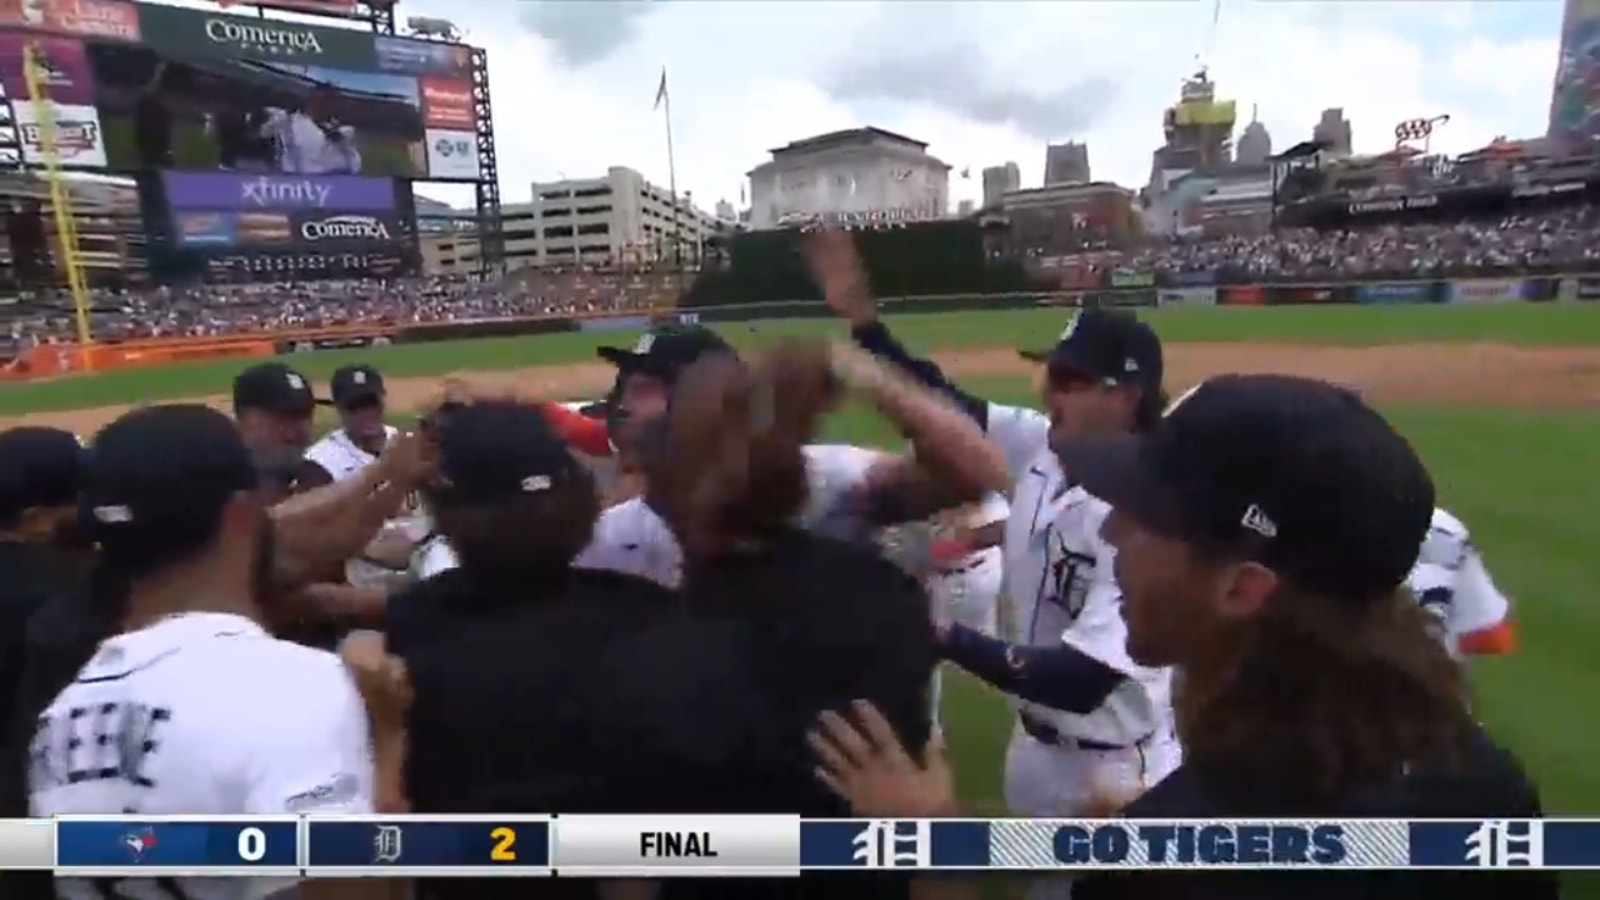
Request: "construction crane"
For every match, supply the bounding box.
[23,40,93,370]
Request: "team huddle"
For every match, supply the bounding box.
[0,231,1531,900]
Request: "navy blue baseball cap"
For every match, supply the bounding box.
[0,426,84,524]
[232,362,321,416]
[79,405,259,550]
[430,401,586,507]
[330,364,385,409]
[1020,308,1163,390]
[597,325,735,383]
[1056,374,1434,601]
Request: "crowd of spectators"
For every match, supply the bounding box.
[1027,204,1600,285]
[3,268,681,349]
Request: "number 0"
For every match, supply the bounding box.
[237,827,266,862]
[490,826,516,862]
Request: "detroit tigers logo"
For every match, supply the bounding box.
[1046,531,1095,620]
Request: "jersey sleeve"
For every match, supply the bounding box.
[983,402,1050,483]
[538,401,614,457]
[239,653,376,816]
[1447,547,1512,637]
[572,499,683,587]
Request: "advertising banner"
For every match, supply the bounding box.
[1157,287,1216,307]
[419,76,473,129]
[162,172,397,212]
[1168,269,1217,286]
[172,210,302,247]
[1358,282,1432,304]
[1109,269,1155,289]
[135,4,374,67]
[374,35,472,77]
[1575,277,1600,301]
[1276,284,1342,305]
[208,248,414,279]
[291,211,404,246]
[1348,195,1439,217]
[1447,278,1526,305]
[424,129,478,180]
[0,33,93,103]
[0,0,141,42]
[13,100,105,166]
[1219,285,1265,306]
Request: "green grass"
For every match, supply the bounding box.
[6,304,1596,890]
[7,303,1600,416]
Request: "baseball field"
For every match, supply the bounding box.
[3,302,1598,886]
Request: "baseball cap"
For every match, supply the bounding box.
[330,363,385,409]
[232,362,320,417]
[79,405,259,551]
[0,426,85,522]
[1020,308,1163,389]
[596,325,734,383]
[1056,374,1434,602]
[430,401,586,508]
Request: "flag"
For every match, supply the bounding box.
[653,68,668,112]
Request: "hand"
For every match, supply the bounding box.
[339,630,411,732]
[828,340,890,393]
[802,230,875,326]
[376,428,436,489]
[810,699,959,818]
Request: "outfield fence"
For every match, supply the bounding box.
[5,273,1598,382]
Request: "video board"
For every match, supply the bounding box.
[0,0,483,181]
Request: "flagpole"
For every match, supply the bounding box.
[659,68,684,274]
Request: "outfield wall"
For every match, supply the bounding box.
[6,273,1599,382]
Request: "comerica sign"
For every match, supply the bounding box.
[204,18,326,56]
[300,215,393,242]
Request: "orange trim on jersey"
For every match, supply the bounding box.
[537,402,614,457]
[1458,620,1516,656]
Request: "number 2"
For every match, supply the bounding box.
[490,826,517,862]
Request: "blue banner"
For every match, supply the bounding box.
[1358,282,1432,305]
[1446,278,1528,305]
[1169,269,1217,286]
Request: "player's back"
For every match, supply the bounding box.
[30,612,369,900]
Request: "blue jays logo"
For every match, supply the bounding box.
[122,828,158,861]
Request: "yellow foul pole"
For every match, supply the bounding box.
[22,40,93,371]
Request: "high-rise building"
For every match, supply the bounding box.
[1550,0,1600,142]
[1313,108,1352,158]
[957,199,976,217]
[981,162,1021,207]
[1236,105,1272,165]
[1043,142,1090,185]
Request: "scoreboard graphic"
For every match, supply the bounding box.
[0,815,1588,877]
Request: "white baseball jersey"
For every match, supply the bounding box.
[30,612,373,900]
[927,491,1008,634]
[304,424,400,483]
[1407,507,1513,657]
[571,443,889,588]
[986,402,1172,747]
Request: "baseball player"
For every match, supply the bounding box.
[1409,507,1517,659]
[571,326,1009,589]
[813,232,1179,890]
[301,363,396,488]
[27,405,378,900]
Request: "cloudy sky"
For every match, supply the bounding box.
[231,0,1568,211]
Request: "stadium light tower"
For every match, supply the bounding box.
[22,41,92,368]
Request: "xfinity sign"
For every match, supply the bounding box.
[301,215,393,242]
[162,172,398,212]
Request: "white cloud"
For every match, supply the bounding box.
[165,0,1570,213]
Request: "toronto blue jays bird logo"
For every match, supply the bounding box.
[122,828,158,861]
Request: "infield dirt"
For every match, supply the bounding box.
[5,341,1599,434]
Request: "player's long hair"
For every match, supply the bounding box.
[1173,574,1477,801]
[645,340,838,560]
